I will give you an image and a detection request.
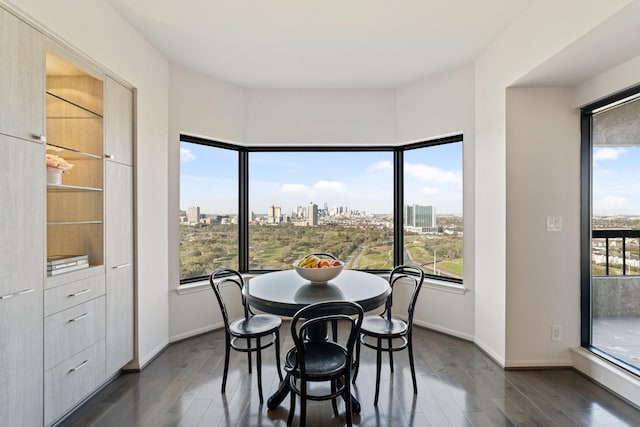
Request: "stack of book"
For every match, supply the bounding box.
[47,254,89,275]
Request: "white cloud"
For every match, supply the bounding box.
[594,147,626,161]
[180,147,196,163]
[420,186,439,195]
[405,162,461,184]
[367,160,392,173]
[280,184,309,193]
[595,196,628,212]
[314,180,346,192]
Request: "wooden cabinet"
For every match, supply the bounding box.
[1,6,135,425]
[105,77,134,166]
[0,7,44,142]
[0,134,44,427]
[105,83,135,375]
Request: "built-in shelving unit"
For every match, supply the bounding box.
[45,51,104,272]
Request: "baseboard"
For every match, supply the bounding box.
[413,319,474,342]
[474,336,507,367]
[169,322,224,343]
[504,359,573,369]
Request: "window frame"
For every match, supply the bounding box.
[580,84,640,375]
[180,133,463,284]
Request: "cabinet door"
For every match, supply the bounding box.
[0,8,44,141]
[104,77,133,166]
[0,134,44,426]
[105,161,134,374]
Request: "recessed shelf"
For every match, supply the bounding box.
[47,221,103,226]
[46,91,103,118]
[47,183,103,192]
[47,144,102,160]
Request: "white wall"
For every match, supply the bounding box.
[505,87,581,366]
[474,0,632,366]
[168,63,246,340]
[6,0,171,368]
[245,89,396,145]
[396,64,476,340]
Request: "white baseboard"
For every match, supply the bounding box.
[169,322,224,343]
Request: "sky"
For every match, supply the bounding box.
[180,142,463,215]
[592,146,640,216]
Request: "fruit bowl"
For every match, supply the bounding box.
[293,255,344,284]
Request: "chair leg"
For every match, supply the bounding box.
[352,338,360,384]
[287,384,296,425]
[344,374,353,427]
[222,333,231,393]
[331,380,339,416]
[388,338,394,373]
[256,337,263,403]
[275,330,283,381]
[300,380,307,427]
[408,332,417,394]
[246,338,252,373]
[374,339,382,406]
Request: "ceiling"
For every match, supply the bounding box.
[107,0,533,88]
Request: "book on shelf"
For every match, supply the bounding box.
[47,262,90,275]
[47,254,89,275]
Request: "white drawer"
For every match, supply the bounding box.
[44,296,106,371]
[44,274,105,317]
[44,340,106,426]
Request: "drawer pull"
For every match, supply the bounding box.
[68,359,89,373]
[68,289,91,297]
[111,263,131,269]
[67,312,90,323]
[0,288,35,300]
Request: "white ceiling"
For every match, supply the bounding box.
[107,0,533,88]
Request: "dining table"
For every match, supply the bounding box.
[244,268,391,412]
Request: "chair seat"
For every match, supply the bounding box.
[361,316,407,338]
[229,313,281,338]
[285,342,348,379]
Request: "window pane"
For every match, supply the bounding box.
[404,142,463,280]
[179,141,238,279]
[590,94,640,372]
[248,151,393,270]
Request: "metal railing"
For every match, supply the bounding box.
[592,229,640,276]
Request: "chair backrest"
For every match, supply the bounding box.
[209,268,250,332]
[290,301,364,372]
[384,264,425,327]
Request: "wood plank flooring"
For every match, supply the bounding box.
[57,325,640,427]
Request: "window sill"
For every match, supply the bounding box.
[175,280,210,295]
[423,278,467,294]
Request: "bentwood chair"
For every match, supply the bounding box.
[285,301,364,427]
[353,264,425,405]
[209,268,283,403]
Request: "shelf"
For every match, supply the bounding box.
[47,221,103,226]
[46,91,103,118]
[47,144,102,160]
[47,183,103,192]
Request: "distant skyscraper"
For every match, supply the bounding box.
[308,202,318,226]
[268,205,281,224]
[187,206,200,224]
[405,204,436,230]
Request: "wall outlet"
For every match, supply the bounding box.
[547,216,563,232]
[551,324,562,341]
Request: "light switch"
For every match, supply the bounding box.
[546,216,563,232]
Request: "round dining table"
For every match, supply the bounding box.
[244,269,391,411]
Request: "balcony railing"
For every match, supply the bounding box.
[592,229,640,276]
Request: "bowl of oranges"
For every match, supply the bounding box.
[294,253,344,284]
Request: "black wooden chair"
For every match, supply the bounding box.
[285,301,364,427]
[209,268,283,403]
[353,264,425,405]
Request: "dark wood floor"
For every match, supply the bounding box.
[58,325,640,427]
